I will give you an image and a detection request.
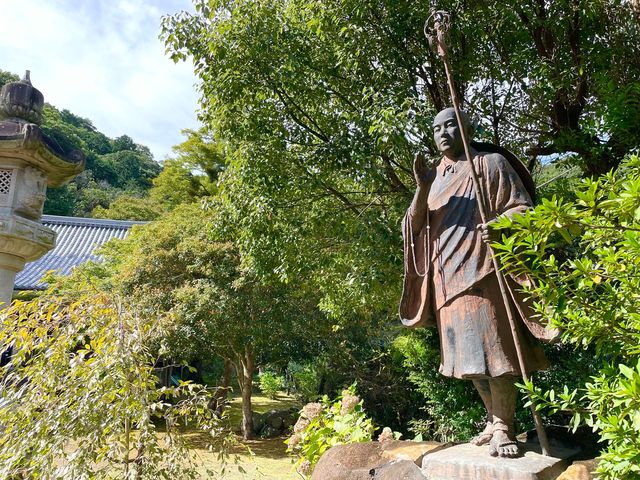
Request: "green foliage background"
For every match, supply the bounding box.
[2,0,640,476]
[157,1,640,476]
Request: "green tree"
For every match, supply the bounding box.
[107,128,225,215]
[0,69,19,88]
[111,134,138,152]
[159,0,640,328]
[92,195,163,221]
[104,202,330,439]
[4,84,165,217]
[149,129,227,210]
[162,0,640,180]
[0,294,230,479]
[149,159,205,210]
[94,150,161,190]
[159,2,640,457]
[171,128,227,185]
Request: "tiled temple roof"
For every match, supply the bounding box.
[14,215,145,290]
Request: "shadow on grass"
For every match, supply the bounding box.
[238,436,292,460]
[166,391,303,478]
[182,431,292,461]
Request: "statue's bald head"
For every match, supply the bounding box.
[432,107,474,158]
[432,107,473,134]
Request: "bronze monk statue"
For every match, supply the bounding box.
[400,107,555,458]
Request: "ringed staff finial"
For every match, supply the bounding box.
[424,10,451,58]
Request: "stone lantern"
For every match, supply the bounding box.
[0,71,84,306]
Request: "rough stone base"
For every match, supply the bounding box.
[372,460,428,480]
[421,443,577,480]
[311,439,596,480]
[310,441,444,480]
[556,459,600,480]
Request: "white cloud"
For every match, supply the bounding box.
[0,0,200,161]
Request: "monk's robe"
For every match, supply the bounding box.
[400,152,549,379]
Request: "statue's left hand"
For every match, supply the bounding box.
[477,220,500,244]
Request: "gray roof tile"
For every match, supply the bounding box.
[14,215,145,290]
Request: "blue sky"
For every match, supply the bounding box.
[0,0,200,161]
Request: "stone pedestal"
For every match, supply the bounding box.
[313,439,597,480]
[0,218,55,305]
[0,253,24,306]
[0,71,83,304]
[421,443,579,480]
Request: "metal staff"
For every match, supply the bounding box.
[425,10,551,456]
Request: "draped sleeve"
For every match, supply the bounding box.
[399,210,435,328]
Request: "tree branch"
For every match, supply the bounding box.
[271,83,331,142]
[380,152,410,194]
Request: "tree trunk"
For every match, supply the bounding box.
[238,347,255,440]
[221,357,233,393]
[209,357,233,416]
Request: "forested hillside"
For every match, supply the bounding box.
[0,70,161,217]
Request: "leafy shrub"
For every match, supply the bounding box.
[0,295,233,479]
[392,330,484,442]
[258,370,285,399]
[286,385,375,478]
[287,361,321,402]
[493,154,640,479]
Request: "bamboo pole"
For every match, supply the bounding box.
[426,10,551,457]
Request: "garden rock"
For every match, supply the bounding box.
[251,407,299,438]
[252,413,265,433]
[380,440,444,464]
[557,459,600,480]
[311,442,388,480]
[371,460,428,479]
[268,413,284,430]
[282,410,297,428]
[311,440,443,480]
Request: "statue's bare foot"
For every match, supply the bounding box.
[470,422,493,446]
[489,430,520,458]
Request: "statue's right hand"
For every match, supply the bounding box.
[413,152,435,187]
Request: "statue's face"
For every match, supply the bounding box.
[432,108,465,157]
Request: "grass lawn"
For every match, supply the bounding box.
[186,391,303,479]
[188,435,300,479]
